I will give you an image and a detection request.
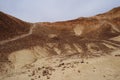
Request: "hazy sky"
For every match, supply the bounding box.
[0,0,120,22]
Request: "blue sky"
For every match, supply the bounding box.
[0,0,120,22]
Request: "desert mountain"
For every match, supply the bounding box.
[0,6,120,80]
[0,6,120,65]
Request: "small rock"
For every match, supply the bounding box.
[38,67,41,70]
[31,71,35,76]
[43,70,49,76]
[78,70,80,73]
[47,76,50,79]
[31,78,34,80]
[81,60,84,63]
[38,75,41,78]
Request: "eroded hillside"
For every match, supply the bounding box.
[0,7,120,62]
[0,12,31,41]
[0,7,120,79]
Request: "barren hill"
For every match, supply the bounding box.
[0,7,120,62]
[0,7,120,80]
[0,12,31,41]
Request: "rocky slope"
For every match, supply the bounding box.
[0,12,31,41]
[0,6,120,80]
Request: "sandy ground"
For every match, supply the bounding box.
[0,50,120,80]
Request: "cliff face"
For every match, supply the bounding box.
[0,7,120,66]
[0,12,31,41]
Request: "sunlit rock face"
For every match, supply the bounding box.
[73,25,84,36]
[0,7,120,69]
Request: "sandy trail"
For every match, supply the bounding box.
[0,24,36,45]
